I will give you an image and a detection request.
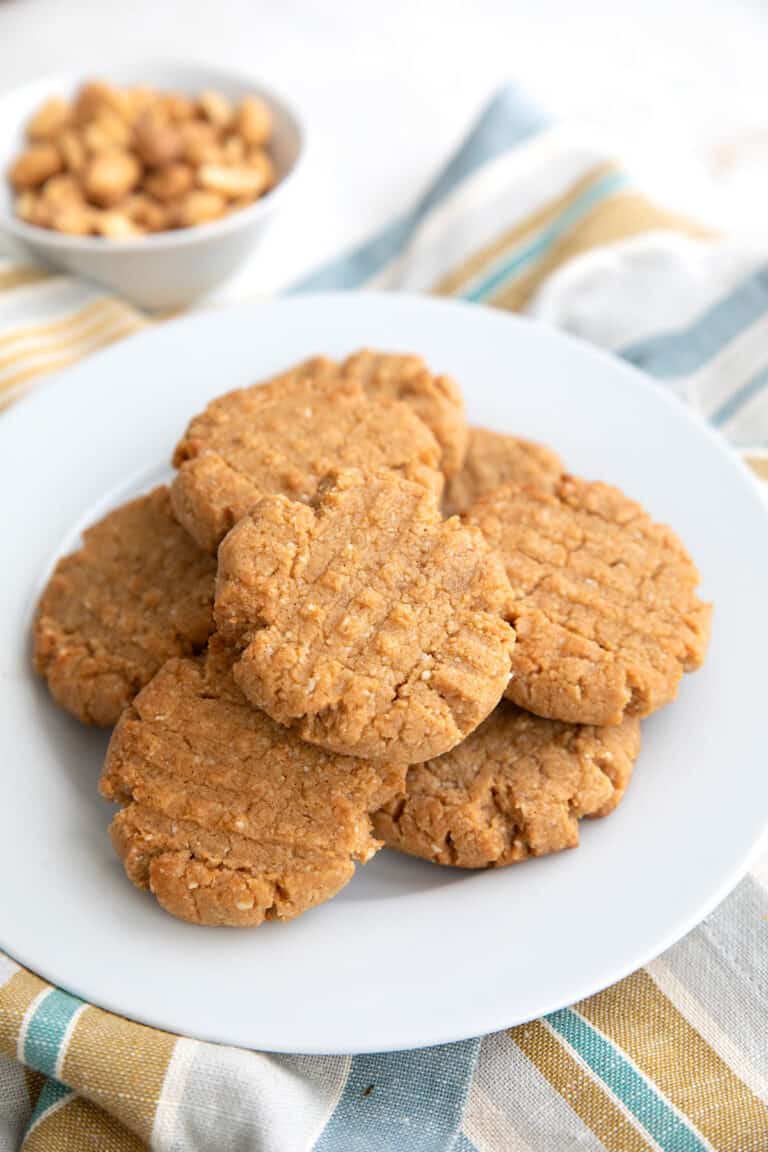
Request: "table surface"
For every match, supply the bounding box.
[1,0,767,298]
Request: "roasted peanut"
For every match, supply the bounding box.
[27,98,70,141]
[15,192,50,228]
[124,193,169,232]
[178,120,221,165]
[82,121,118,154]
[174,189,227,227]
[221,135,246,164]
[95,110,132,147]
[144,162,194,203]
[41,173,84,208]
[125,86,157,122]
[57,129,86,173]
[49,203,93,235]
[74,81,126,124]
[9,144,63,190]
[236,96,272,147]
[198,162,271,199]
[134,108,182,167]
[198,89,233,128]
[246,149,276,190]
[159,92,197,122]
[92,210,141,239]
[83,149,141,207]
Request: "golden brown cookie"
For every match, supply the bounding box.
[340,350,467,477]
[374,702,640,867]
[171,368,443,553]
[272,350,467,477]
[33,487,216,726]
[467,476,712,726]
[444,426,562,517]
[215,467,515,763]
[100,643,405,927]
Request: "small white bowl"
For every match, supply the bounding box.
[0,63,305,310]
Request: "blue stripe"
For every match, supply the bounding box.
[453,1134,479,1152]
[622,264,768,377]
[23,988,84,1078]
[461,171,628,303]
[26,1077,73,1130]
[313,1039,481,1152]
[547,1009,709,1152]
[711,361,768,427]
[290,85,547,293]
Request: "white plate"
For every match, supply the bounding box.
[2,293,767,1055]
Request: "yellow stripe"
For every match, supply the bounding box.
[0,266,52,294]
[577,970,768,1150]
[0,307,145,378]
[0,298,141,357]
[432,162,621,298]
[0,970,50,1059]
[0,316,145,397]
[488,194,710,313]
[23,1094,144,1152]
[433,158,710,314]
[511,1019,655,1152]
[61,1006,175,1144]
[745,454,768,482]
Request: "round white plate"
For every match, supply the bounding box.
[1,293,767,1054]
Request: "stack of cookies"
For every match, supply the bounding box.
[33,351,712,926]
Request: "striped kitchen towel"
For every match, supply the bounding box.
[1,86,768,1152]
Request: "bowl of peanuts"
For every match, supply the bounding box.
[0,64,304,309]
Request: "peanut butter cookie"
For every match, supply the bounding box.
[215,468,515,763]
[374,703,640,867]
[272,350,467,477]
[33,486,215,726]
[101,643,405,926]
[341,350,467,477]
[444,426,562,517]
[171,369,443,552]
[467,476,712,725]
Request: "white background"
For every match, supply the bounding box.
[1,0,768,290]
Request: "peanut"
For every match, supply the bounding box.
[49,203,93,235]
[95,110,132,147]
[124,193,169,232]
[246,149,276,191]
[222,135,246,164]
[83,149,141,207]
[236,96,272,147]
[198,162,271,199]
[144,162,194,203]
[57,130,86,173]
[9,144,63,190]
[159,92,197,122]
[174,189,227,227]
[134,108,182,167]
[92,210,141,239]
[83,121,118,154]
[125,86,157,122]
[15,192,51,228]
[27,98,70,141]
[179,120,221,165]
[74,81,126,124]
[198,90,232,128]
[41,173,84,208]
